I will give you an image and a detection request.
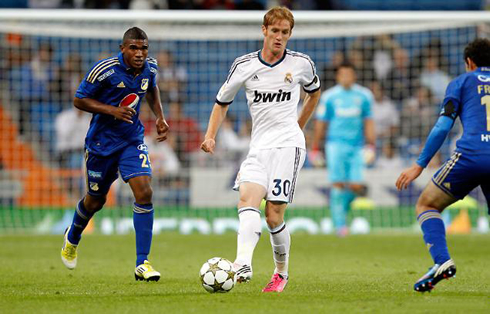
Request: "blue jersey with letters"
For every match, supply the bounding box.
[75,52,158,156]
[316,84,373,147]
[442,67,490,154]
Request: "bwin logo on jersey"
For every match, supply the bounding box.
[253,90,291,103]
[478,75,490,82]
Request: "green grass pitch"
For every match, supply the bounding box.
[1,233,489,313]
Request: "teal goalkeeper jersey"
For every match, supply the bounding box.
[316,84,373,147]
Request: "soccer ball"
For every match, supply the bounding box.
[199,257,236,293]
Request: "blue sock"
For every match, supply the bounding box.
[133,203,154,266]
[418,210,451,265]
[342,189,356,214]
[330,187,346,229]
[67,199,94,245]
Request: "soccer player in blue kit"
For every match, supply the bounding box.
[396,38,490,292]
[60,27,169,282]
[313,62,375,237]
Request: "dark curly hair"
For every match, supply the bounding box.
[464,38,490,67]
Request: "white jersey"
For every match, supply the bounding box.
[216,49,320,150]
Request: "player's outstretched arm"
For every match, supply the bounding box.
[74,97,135,124]
[396,164,424,190]
[298,89,321,129]
[145,85,168,142]
[395,115,454,190]
[201,103,229,154]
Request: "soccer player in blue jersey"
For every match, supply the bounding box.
[313,62,375,237]
[396,38,490,292]
[60,27,169,282]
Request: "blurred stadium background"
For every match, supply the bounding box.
[1,0,490,236]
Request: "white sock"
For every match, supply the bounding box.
[269,221,290,277]
[235,207,262,267]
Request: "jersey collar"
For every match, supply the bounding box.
[258,49,287,68]
[118,52,149,73]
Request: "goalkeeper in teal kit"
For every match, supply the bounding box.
[60,27,169,281]
[313,62,375,237]
[397,38,490,292]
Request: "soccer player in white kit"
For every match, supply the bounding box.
[201,7,321,293]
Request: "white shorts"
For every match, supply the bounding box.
[233,147,306,203]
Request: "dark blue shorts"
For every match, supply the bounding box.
[85,142,152,196]
[432,151,490,211]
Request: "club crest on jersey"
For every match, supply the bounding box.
[284,73,293,84]
[253,89,291,103]
[137,144,148,151]
[89,182,99,191]
[141,78,149,91]
[119,93,139,109]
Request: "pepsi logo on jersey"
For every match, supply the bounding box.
[119,93,140,109]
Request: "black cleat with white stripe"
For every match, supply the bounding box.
[414,259,456,292]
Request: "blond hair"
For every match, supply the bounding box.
[263,6,294,31]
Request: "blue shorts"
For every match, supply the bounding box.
[432,151,490,210]
[326,142,364,183]
[85,142,152,196]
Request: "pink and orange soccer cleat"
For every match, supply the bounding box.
[262,273,288,292]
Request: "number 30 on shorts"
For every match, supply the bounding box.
[139,153,151,168]
[272,179,291,197]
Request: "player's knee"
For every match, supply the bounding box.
[84,197,106,213]
[238,194,257,209]
[265,203,285,228]
[135,186,153,204]
[415,196,436,216]
[265,214,282,229]
[415,204,425,216]
[238,194,249,205]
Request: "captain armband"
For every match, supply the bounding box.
[440,100,457,119]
